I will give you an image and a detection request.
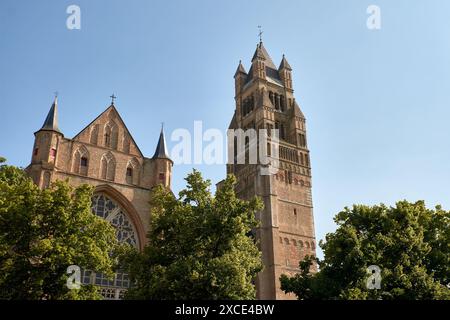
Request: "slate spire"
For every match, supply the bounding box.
[152,124,170,160]
[40,95,61,133]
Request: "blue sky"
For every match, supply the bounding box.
[1,0,450,258]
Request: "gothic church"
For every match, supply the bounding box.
[25,41,316,300]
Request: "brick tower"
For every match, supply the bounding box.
[227,41,316,299]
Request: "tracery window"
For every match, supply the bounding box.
[91,194,139,247]
[81,194,139,299]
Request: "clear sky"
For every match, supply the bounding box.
[1,0,450,258]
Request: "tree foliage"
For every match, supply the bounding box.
[0,160,119,299]
[280,201,450,300]
[121,170,263,299]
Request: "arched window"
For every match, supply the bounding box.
[280,123,286,140]
[126,167,133,184]
[280,96,285,111]
[126,158,140,185]
[72,146,89,176]
[80,157,88,176]
[104,122,119,149]
[83,194,140,299]
[101,153,116,181]
[90,124,99,145]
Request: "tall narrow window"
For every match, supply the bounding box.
[101,153,116,181]
[105,133,110,147]
[104,121,118,149]
[280,123,286,140]
[80,157,88,175]
[101,157,108,179]
[73,146,89,175]
[126,167,133,184]
[50,148,57,159]
[90,124,99,145]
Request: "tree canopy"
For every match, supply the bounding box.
[281,200,450,300]
[121,170,263,299]
[0,159,119,299]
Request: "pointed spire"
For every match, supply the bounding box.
[152,123,171,160]
[279,54,292,70]
[234,60,247,77]
[251,43,266,62]
[40,95,61,133]
[251,42,276,69]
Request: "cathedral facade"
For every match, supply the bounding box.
[26,99,172,299]
[25,41,316,300]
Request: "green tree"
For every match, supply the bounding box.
[0,159,119,299]
[280,201,450,300]
[121,170,263,299]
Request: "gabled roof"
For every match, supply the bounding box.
[72,104,145,158]
[40,96,61,133]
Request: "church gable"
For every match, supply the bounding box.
[73,105,144,158]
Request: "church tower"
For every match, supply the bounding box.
[28,95,64,189]
[227,41,316,300]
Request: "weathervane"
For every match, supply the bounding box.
[258,25,263,43]
[110,93,116,105]
[54,91,58,98]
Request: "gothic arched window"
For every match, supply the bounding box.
[104,122,119,149]
[82,194,140,299]
[126,158,140,185]
[280,96,285,112]
[91,194,139,247]
[101,152,116,181]
[73,146,89,176]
